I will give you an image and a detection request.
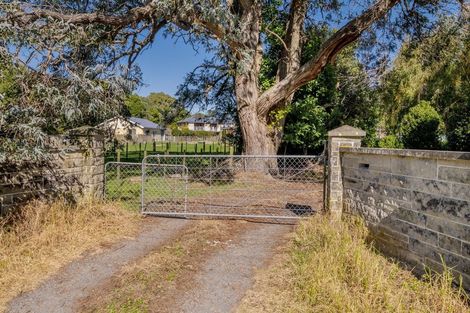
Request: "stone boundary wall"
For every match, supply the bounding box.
[0,133,104,215]
[340,147,469,288]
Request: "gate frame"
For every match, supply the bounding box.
[140,159,189,216]
[139,154,324,220]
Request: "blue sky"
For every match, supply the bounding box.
[135,33,211,97]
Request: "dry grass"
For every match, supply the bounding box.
[237,215,470,313]
[80,220,247,313]
[0,198,140,312]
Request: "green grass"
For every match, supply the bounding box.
[105,174,248,211]
[106,298,147,313]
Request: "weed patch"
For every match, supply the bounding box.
[0,199,139,311]
[237,215,469,313]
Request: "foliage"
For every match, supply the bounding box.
[0,0,461,156]
[124,92,188,127]
[445,101,470,151]
[0,50,133,164]
[124,94,146,118]
[378,135,403,149]
[400,101,443,150]
[169,125,215,137]
[381,15,469,151]
[282,42,380,153]
[283,96,328,153]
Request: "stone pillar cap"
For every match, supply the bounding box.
[327,125,366,137]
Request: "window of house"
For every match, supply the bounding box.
[194,123,205,130]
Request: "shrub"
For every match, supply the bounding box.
[378,135,403,149]
[170,124,216,137]
[400,101,443,149]
[445,102,470,151]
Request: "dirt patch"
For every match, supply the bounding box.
[145,173,324,220]
[6,217,190,313]
[175,222,293,313]
[79,219,251,312]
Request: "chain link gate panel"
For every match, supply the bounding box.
[141,155,323,220]
[141,164,188,216]
[104,162,143,210]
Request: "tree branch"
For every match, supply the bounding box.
[257,0,400,117]
[4,1,241,50]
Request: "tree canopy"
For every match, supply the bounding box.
[0,0,467,160]
[380,14,469,150]
[124,92,188,126]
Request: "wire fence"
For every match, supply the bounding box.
[105,155,325,221]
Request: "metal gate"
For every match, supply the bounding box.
[141,155,323,220]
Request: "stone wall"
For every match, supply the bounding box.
[0,133,104,215]
[340,147,469,288]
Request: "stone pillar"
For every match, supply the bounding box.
[326,125,365,219]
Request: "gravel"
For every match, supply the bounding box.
[177,223,292,313]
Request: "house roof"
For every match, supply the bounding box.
[128,117,163,129]
[177,115,220,124]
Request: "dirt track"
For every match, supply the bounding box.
[6,218,293,313]
[7,218,189,313]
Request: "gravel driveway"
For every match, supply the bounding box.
[7,218,292,313]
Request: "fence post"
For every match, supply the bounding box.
[326,125,365,220]
[116,150,121,180]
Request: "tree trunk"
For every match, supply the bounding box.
[235,73,276,155]
[238,104,276,155]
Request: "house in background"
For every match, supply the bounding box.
[177,114,235,132]
[100,116,165,140]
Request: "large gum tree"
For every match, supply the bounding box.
[1,0,464,155]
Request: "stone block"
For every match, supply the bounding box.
[426,215,470,241]
[452,183,470,201]
[412,191,470,223]
[343,154,391,172]
[363,181,412,202]
[391,156,437,179]
[438,166,470,184]
[390,175,451,197]
[341,154,360,168]
[438,234,462,255]
[382,217,438,246]
[330,156,339,167]
[394,207,427,227]
[372,235,420,265]
[463,241,470,258]
[371,223,410,244]
[343,177,363,190]
[344,189,398,223]
[343,167,391,185]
